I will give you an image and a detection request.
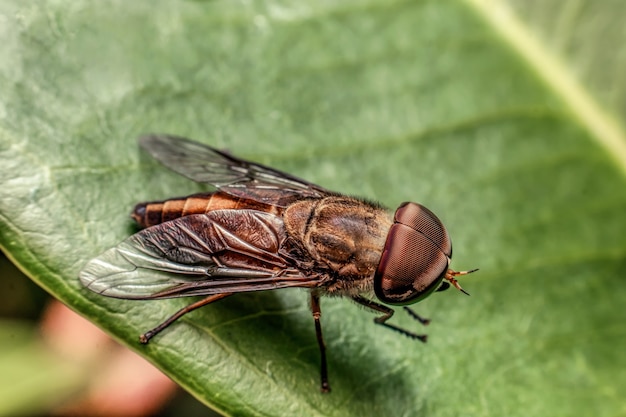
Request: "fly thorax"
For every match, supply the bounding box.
[284,197,392,278]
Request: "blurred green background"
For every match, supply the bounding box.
[1,1,625,416]
[0,251,216,415]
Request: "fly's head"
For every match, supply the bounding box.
[374,202,476,305]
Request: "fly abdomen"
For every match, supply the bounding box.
[132,192,284,228]
[132,200,164,228]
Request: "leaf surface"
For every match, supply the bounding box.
[1,1,625,415]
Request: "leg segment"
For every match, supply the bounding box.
[352,296,428,343]
[310,292,330,393]
[140,293,232,344]
[403,307,431,326]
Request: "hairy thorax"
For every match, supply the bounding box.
[283,196,393,295]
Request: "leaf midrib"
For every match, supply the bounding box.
[465,0,626,175]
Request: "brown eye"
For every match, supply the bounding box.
[394,202,452,257]
[374,223,449,305]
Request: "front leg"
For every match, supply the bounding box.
[352,296,428,343]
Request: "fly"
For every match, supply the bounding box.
[80,135,478,392]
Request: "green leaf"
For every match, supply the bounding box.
[0,320,84,416]
[1,1,625,416]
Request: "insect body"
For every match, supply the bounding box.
[80,135,477,392]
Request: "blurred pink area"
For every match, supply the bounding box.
[41,301,177,416]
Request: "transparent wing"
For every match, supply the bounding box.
[79,210,320,299]
[138,134,333,202]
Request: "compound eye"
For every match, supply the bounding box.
[374,224,449,305]
[395,202,452,257]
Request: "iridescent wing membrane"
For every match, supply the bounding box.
[80,135,330,300]
[139,135,332,205]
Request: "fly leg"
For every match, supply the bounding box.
[403,307,430,326]
[310,292,330,393]
[352,296,428,343]
[140,293,232,344]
